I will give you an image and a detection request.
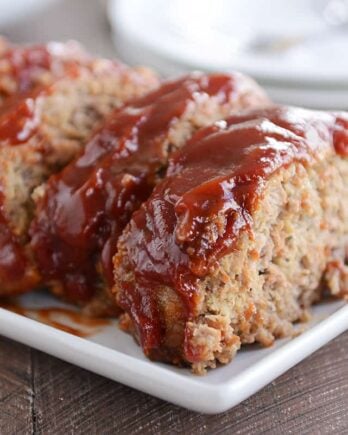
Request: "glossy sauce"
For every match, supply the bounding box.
[30,73,240,303]
[4,45,52,91]
[0,91,45,145]
[0,87,51,287]
[116,106,348,359]
[0,301,110,337]
[0,43,87,287]
[0,46,140,292]
[1,43,83,96]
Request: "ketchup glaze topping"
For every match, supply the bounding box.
[0,91,45,145]
[30,73,242,303]
[115,106,348,359]
[0,88,49,286]
[0,42,85,95]
[0,41,87,287]
[0,42,154,291]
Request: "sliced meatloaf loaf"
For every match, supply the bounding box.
[0,39,89,105]
[30,72,270,315]
[0,60,159,296]
[114,106,348,374]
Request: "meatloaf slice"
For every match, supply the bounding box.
[0,39,89,105]
[30,72,269,315]
[114,106,348,374]
[0,61,159,296]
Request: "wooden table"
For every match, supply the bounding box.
[1,332,347,434]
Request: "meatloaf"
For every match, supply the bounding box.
[0,39,89,105]
[113,106,348,374]
[0,56,159,296]
[30,72,269,315]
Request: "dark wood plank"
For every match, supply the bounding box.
[1,332,347,434]
[2,331,344,435]
[0,337,34,435]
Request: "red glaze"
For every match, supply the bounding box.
[0,42,131,292]
[0,42,86,288]
[0,42,84,96]
[115,106,348,359]
[0,92,45,145]
[0,86,53,288]
[4,45,52,92]
[30,73,241,303]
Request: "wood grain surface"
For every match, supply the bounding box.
[0,332,347,435]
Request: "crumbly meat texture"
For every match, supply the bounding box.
[114,107,348,374]
[29,72,270,315]
[0,60,159,296]
[0,39,90,105]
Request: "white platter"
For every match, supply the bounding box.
[109,0,348,87]
[0,292,347,414]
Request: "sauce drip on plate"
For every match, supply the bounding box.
[0,300,111,337]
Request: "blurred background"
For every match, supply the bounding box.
[1,0,347,109]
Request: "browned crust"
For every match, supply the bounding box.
[113,109,348,373]
[0,53,159,296]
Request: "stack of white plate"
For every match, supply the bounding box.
[0,0,57,28]
[108,0,348,110]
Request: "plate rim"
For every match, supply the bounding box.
[0,302,347,414]
[108,0,348,87]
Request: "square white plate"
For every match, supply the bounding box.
[0,292,347,414]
